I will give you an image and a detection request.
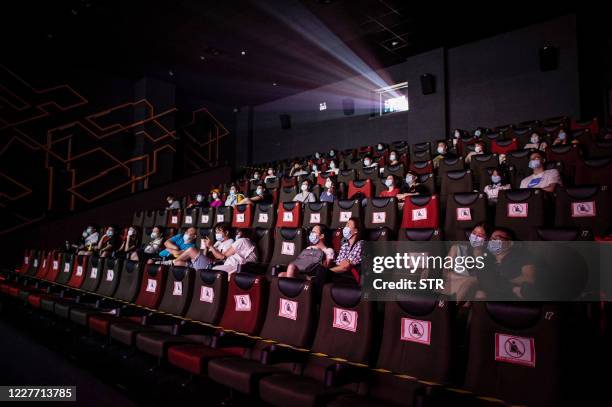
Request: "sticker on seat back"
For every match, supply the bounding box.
[507,203,528,218]
[106,269,114,281]
[217,214,225,223]
[494,333,536,367]
[171,216,178,224]
[278,298,298,320]
[90,267,98,279]
[332,307,358,332]
[173,281,183,296]
[339,211,352,222]
[236,213,245,223]
[258,213,268,223]
[282,212,294,222]
[372,212,386,224]
[234,294,251,311]
[53,261,59,270]
[76,265,83,276]
[185,215,193,224]
[456,207,472,221]
[64,263,71,273]
[400,318,431,345]
[200,286,214,303]
[281,242,295,256]
[309,213,320,224]
[571,201,596,217]
[201,215,210,224]
[146,278,157,293]
[412,208,428,221]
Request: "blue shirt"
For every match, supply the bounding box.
[159,234,195,257]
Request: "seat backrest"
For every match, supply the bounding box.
[81,256,105,292]
[154,209,167,227]
[182,208,199,228]
[303,201,331,228]
[143,210,156,228]
[337,169,356,185]
[536,227,592,241]
[45,252,65,282]
[267,228,305,272]
[400,195,440,229]
[491,138,518,154]
[167,209,182,228]
[254,228,274,264]
[218,272,268,335]
[398,228,442,241]
[348,179,373,199]
[382,163,405,179]
[364,197,398,232]
[330,199,362,229]
[360,166,379,182]
[197,207,215,228]
[134,264,168,309]
[438,157,465,178]
[66,255,89,288]
[186,270,228,324]
[465,302,563,406]
[132,210,145,229]
[56,254,75,285]
[265,176,280,190]
[440,170,474,207]
[110,259,140,300]
[34,251,50,279]
[276,201,302,228]
[156,266,194,316]
[575,157,612,188]
[444,192,488,240]
[316,172,336,187]
[495,189,545,240]
[506,149,533,185]
[215,206,233,226]
[410,160,433,175]
[253,203,276,229]
[547,144,580,177]
[554,185,610,236]
[232,204,253,229]
[279,186,299,204]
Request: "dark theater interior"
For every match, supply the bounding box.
[1,1,611,406]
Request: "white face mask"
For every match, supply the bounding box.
[106,230,114,237]
[329,162,336,169]
[474,129,482,137]
[377,144,383,150]
[196,194,203,202]
[128,229,135,236]
[329,150,335,156]
[531,135,539,144]
[82,231,88,238]
[253,173,260,179]
[268,169,274,175]
[364,160,371,167]
[315,153,320,159]
[475,146,483,153]
[437,146,446,154]
[389,154,397,161]
[301,184,308,192]
[385,179,394,187]
[86,227,93,235]
[150,232,159,239]
[325,181,332,189]
[406,175,415,185]
[454,130,461,138]
[230,189,236,196]
[183,233,193,243]
[212,193,219,199]
[215,233,224,241]
[312,165,318,171]
[167,199,173,205]
[256,188,263,195]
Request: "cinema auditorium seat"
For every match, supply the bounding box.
[555,185,610,236]
[267,228,305,276]
[302,202,332,229]
[40,255,88,313]
[330,199,362,251]
[258,284,374,407]
[53,255,106,319]
[440,170,474,207]
[444,192,488,241]
[495,189,545,240]
[208,277,316,395]
[364,197,398,238]
[276,202,302,229]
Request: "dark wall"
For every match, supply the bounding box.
[447,15,580,130]
[0,166,232,268]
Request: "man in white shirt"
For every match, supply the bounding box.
[519,151,562,192]
[169,224,234,270]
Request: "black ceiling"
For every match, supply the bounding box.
[1,0,575,108]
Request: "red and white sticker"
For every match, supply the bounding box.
[339,211,352,222]
[106,269,114,281]
[236,213,245,223]
[76,265,83,276]
[200,286,214,303]
[53,261,59,270]
[282,211,294,222]
[456,207,472,221]
[494,333,536,367]
[217,214,225,223]
[281,242,295,256]
[146,278,157,293]
[64,263,71,273]
[185,215,193,224]
[400,318,431,345]
[33,259,39,267]
[372,212,386,224]
[171,215,178,224]
[278,298,298,320]
[24,257,29,264]
[234,294,251,312]
[507,203,528,218]
[412,208,428,221]
[332,307,358,332]
[309,213,321,224]
[258,213,269,223]
[201,214,210,224]
[571,201,596,218]
[173,281,183,296]
[42,260,47,269]
[90,267,98,279]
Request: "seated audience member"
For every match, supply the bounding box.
[328,149,337,159]
[213,228,258,276]
[293,180,317,203]
[117,226,139,259]
[279,224,334,279]
[320,178,337,203]
[551,129,577,146]
[242,184,272,205]
[524,132,548,151]
[250,170,261,182]
[397,171,427,201]
[519,151,562,192]
[475,227,536,300]
[330,218,364,285]
[209,189,223,208]
[186,192,208,209]
[483,168,511,204]
[362,154,378,170]
[444,222,492,302]
[465,141,485,163]
[311,161,321,177]
[387,150,400,166]
[432,141,451,168]
[171,223,235,270]
[76,225,100,255]
[155,227,197,263]
[97,226,120,258]
[165,193,181,210]
[264,167,276,181]
[289,162,308,177]
[326,160,340,175]
[224,184,245,207]
[380,175,400,197]
[131,226,164,262]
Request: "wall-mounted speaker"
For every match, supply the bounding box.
[342,98,355,116]
[539,46,559,72]
[279,114,291,130]
[420,74,436,95]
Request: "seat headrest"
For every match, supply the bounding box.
[125,260,137,273]
[352,179,368,187]
[443,157,461,166]
[446,170,468,180]
[172,266,189,281]
[403,229,436,241]
[388,163,403,171]
[367,229,386,240]
[278,277,307,298]
[396,293,439,316]
[258,203,272,212]
[453,192,480,206]
[485,302,542,330]
[308,202,326,211]
[338,199,357,210]
[486,132,500,139]
[279,228,301,240]
[413,161,429,169]
[474,154,495,162]
[200,269,221,285]
[409,195,432,206]
[234,272,258,291]
[536,228,579,241]
[255,228,269,238]
[330,284,362,308]
[370,197,392,208]
[282,202,298,211]
[509,149,531,158]
[414,142,429,151]
[565,186,598,200]
[340,170,354,176]
[584,157,612,168]
[504,189,533,202]
[362,167,377,175]
[236,204,249,213]
[495,139,514,147]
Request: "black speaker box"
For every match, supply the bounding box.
[280,114,291,130]
[539,46,559,71]
[420,74,436,95]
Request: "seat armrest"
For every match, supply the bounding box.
[76,293,99,304]
[325,362,371,387]
[260,344,308,365]
[142,312,181,325]
[270,264,287,277]
[237,262,268,275]
[210,330,256,349]
[172,321,217,336]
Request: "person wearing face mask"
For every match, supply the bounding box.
[280,224,335,279]
[524,132,548,151]
[320,178,337,203]
[242,183,272,205]
[187,192,209,209]
[433,141,451,168]
[443,222,492,302]
[172,224,236,270]
[397,171,427,204]
[293,180,316,203]
[387,150,400,166]
[328,149,337,159]
[330,218,364,285]
[465,142,485,164]
[362,155,378,170]
[264,167,276,181]
[209,189,223,208]
[519,151,562,192]
[155,226,197,263]
[251,171,261,182]
[211,228,258,278]
[289,161,309,177]
[552,129,575,146]
[380,175,399,197]
[325,160,339,176]
[117,226,140,259]
[76,225,100,255]
[165,193,181,210]
[131,226,164,261]
[483,168,511,204]
[97,226,119,258]
[224,184,245,207]
[475,227,536,300]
